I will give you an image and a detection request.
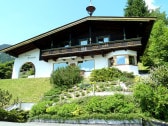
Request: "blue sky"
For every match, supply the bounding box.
[0,0,168,45]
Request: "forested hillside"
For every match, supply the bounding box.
[0,44,14,63]
[0,44,10,50]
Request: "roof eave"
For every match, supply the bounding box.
[0,16,156,54]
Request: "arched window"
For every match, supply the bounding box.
[19,62,35,78]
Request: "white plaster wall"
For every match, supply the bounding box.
[106,50,139,75]
[94,55,108,69]
[12,49,139,78]
[115,65,139,75]
[106,50,137,58]
[12,49,53,79]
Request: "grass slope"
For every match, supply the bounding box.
[0,78,52,103]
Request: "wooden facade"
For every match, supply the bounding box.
[1,16,156,61]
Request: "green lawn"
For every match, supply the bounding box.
[0,78,52,103]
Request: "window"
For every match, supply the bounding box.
[104,37,109,42]
[97,36,109,43]
[54,62,68,70]
[64,41,70,47]
[80,39,88,46]
[116,56,126,65]
[129,56,135,65]
[78,60,94,72]
[109,57,114,67]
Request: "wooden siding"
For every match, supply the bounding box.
[41,38,141,61]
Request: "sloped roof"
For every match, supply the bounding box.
[0,16,156,57]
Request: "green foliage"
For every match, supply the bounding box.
[133,83,168,121]
[0,44,14,63]
[133,83,154,115]
[0,108,29,122]
[42,87,62,102]
[29,101,53,117]
[0,53,14,63]
[149,65,168,88]
[124,0,150,17]
[19,62,35,78]
[57,103,79,117]
[85,94,137,115]
[153,86,168,120]
[7,110,29,122]
[0,89,12,108]
[150,8,168,25]
[43,103,80,118]
[50,66,83,87]
[142,9,168,67]
[0,108,8,120]
[30,94,139,120]
[0,61,13,79]
[90,67,134,82]
[134,65,168,121]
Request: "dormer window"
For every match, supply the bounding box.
[97,36,109,43]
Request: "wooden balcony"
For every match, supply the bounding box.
[41,38,142,60]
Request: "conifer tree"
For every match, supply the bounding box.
[124,0,150,17]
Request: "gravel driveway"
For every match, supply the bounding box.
[0,121,100,126]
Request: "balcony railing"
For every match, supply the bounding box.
[41,38,141,58]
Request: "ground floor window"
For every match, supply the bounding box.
[114,55,136,65]
[116,55,126,65]
[129,55,136,65]
[109,57,114,67]
[78,60,95,72]
[54,62,68,70]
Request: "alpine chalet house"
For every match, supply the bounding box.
[0,4,155,79]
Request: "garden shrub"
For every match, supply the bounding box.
[133,65,168,121]
[30,94,141,120]
[90,67,134,82]
[149,64,168,88]
[29,101,53,117]
[46,105,59,115]
[42,87,62,102]
[7,110,29,122]
[0,109,29,122]
[46,103,80,118]
[0,108,8,120]
[57,103,79,117]
[0,88,12,108]
[134,82,168,121]
[50,66,83,87]
[85,96,103,113]
[84,94,137,114]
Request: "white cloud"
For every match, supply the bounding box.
[144,0,158,10]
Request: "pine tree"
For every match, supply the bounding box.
[124,0,150,17]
